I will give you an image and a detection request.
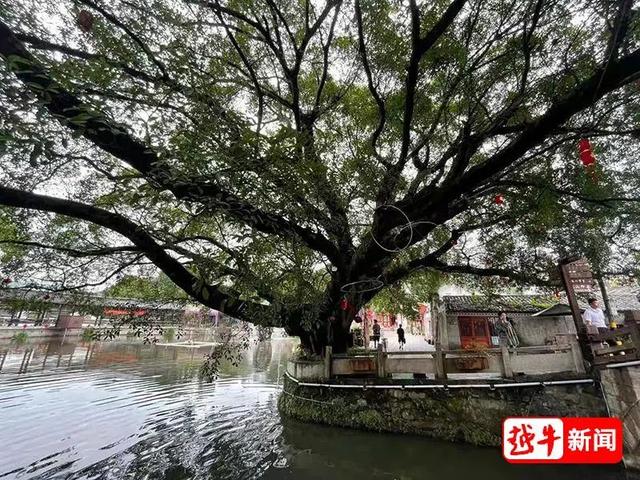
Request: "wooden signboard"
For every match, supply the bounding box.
[559,257,597,326]
[559,257,594,360]
[563,258,595,293]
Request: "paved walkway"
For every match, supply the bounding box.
[370,333,435,352]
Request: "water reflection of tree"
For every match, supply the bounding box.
[252,341,273,372]
[1,338,306,480]
[72,379,284,480]
[263,339,298,384]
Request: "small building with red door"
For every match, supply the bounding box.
[437,295,576,349]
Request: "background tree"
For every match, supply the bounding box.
[0,0,639,353]
[106,273,188,301]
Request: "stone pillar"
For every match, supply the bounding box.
[324,346,332,380]
[431,296,449,348]
[435,343,446,381]
[376,343,386,378]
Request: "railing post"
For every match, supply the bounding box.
[500,342,514,379]
[376,343,386,378]
[324,346,332,380]
[435,343,446,381]
[569,336,586,374]
[627,318,640,359]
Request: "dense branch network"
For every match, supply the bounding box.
[0,0,639,350]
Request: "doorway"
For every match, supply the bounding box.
[458,316,490,348]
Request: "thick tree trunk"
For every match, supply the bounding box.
[279,268,380,355]
[330,321,353,354]
[283,283,359,355]
[285,313,354,355]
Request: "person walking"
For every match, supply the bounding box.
[371,319,381,348]
[397,324,406,350]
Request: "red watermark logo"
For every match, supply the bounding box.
[502,417,622,464]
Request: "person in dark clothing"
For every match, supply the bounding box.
[397,324,406,350]
[494,311,519,348]
[371,319,381,348]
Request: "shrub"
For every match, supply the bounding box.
[81,327,99,342]
[162,327,176,342]
[11,331,29,344]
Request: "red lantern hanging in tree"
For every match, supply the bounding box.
[494,194,505,205]
[339,298,349,311]
[577,138,599,182]
[578,138,596,166]
[77,10,95,33]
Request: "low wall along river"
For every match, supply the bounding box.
[279,375,606,446]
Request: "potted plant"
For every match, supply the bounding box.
[351,327,364,347]
[455,341,489,371]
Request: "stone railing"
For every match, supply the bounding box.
[286,358,326,381]
[288,338,586,382]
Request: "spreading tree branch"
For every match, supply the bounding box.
[0,185,269,319]
[0,20,343,265]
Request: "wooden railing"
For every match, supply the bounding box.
[582,316,640,366]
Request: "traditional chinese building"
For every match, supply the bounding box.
[434,294,577,349]
[0,288,192,327]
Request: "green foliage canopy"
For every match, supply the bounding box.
[0,0,639,351]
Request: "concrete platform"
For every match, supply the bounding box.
[155,341,219,349]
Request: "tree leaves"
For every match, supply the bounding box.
[0,0,639,342]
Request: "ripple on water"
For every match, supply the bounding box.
[0,340,289,480]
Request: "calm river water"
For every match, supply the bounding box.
[0,338,626,480]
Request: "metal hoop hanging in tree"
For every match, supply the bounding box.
[340,278,384,294]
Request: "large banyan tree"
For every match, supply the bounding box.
[1,0,640,353]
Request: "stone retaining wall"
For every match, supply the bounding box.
[278,376,607,446]
[599,364,640,472]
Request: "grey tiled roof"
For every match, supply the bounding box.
[559,286,640,313]
[444,286,640,316]
[442,295,557,313]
